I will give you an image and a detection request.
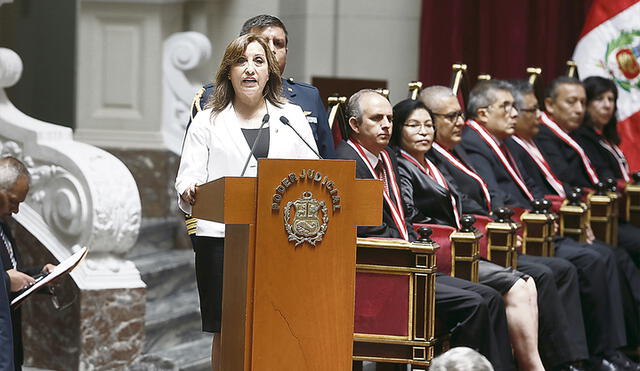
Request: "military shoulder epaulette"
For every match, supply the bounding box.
[286,77,316,90]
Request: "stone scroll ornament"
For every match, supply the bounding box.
[0,47,143,288]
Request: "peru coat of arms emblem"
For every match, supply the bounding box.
[284,191,329,246]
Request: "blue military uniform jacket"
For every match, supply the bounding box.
[184,77,335,159]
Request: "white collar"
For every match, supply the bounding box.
[357,141,382,167]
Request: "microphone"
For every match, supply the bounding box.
[279,116,322,159]
[240,113,270,176]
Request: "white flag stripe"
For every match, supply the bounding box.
[573,1,640,121]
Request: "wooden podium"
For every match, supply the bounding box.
[192,159,382,371]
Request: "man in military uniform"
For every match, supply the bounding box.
[185,14,335,159]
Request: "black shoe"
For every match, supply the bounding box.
[588,356,620,371]
[567,364,588,371]
[605,351,640,371]
[554,361,588,371]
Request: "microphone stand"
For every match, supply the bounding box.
[279,116,323,159]
[240,113,270,176]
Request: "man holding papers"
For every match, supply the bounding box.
[0,157,56,371]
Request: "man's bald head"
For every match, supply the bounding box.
[0,156,29,191]
[420,86,465,149]
[0,156,30,216]
[420,85,455,112]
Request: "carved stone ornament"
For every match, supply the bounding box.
[162,31,211,154]
[0,47,143,289]
[284,191,329,246]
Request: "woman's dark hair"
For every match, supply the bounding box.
[583,76,620,144]
[390,99,433,147]
[207,34,284,114]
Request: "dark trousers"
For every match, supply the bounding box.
[517,254,587,368]
[592,238,640,348]
[618,221,640,267]
[555,237,628,354]
[436,275,515,371]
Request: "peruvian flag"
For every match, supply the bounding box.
[573,0,640,171]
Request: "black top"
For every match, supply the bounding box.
[397,150,461,227]
[241,128,270,159]
[573,125,625,181]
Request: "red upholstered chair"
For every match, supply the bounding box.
[353,235,438,370]
[412,224,456,275]
[472,215,492,259]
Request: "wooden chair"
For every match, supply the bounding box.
[412,217,483,283]
[520,199,556,257]
[559,190,589,242]
[353,230,438,370]
[588,181,618,245]
[485,208,519,268]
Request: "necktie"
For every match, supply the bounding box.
[375,161,390,195]
[0,227,17,269]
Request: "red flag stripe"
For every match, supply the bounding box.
[618,110,640,173]
[579,0,639,38]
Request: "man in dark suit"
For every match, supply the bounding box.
[457,81,638,370]
[336,89,516,371]
[421,85,591,371]
[186,14,335,159]
[0,189,14,371]
[0,157,55,371]
[511,80,640,366]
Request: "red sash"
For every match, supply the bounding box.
[348,140,409,241]
[599,139,630,182]
[400,150,462,229]
[432,142,493,212]
[511,136,566,197]
[539,112,600,185]
[466,120,534,201]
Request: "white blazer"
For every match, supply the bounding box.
[175,101,320,237]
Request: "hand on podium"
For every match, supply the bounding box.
[180,184,198,205]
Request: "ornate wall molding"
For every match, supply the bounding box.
[162,31,211,154]
[0,47,144,289]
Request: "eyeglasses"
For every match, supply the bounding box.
[517,105,539,113]
[484,102,516,114]
[405,123,434,133]
[432,111,465,122]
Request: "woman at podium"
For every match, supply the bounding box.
[175,33,318,370]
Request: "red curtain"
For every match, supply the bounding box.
[419,0,592,87]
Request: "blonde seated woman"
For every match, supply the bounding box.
[175,33,318,370]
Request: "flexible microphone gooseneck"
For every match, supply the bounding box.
[240,113,270,176]
[279,116,323,159]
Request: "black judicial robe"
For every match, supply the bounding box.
[459,126,535,209]
[428,146,490,216]
[396,151,461,227]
